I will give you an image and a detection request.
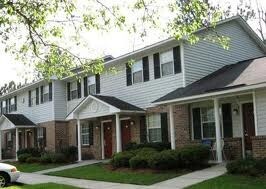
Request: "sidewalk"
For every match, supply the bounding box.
[17,164,227,189]
[34,160,107,174]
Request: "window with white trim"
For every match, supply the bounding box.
[37,127,44,139]
[10,97,16,112]
[2,101,7,114]
[70,81,78,100]
[132,60,143,84]
[7,132,12,147]
[30,90,36,106]
[147,114,162,142]
[160,50,174,77]
[81,124,90,145]
[42,85,49,103]
[195,107,216,139]
[87,76,96,95]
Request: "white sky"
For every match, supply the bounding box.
[0,0,265,86]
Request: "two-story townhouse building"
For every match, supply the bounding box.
[0,16,265,161]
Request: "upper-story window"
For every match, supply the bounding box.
[42,85,49,103]
[132,60,143,84]
[160,50,174,77]
[87,76,96,95]
[29,90,36,107]
[9,97,17,112]
[1,101,7,114]
[70,81,78,100]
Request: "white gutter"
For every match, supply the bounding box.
[153,82,266,105]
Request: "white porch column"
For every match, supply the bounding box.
[0,130,2,161]
[77,119,82,162]
[115,113,122,153]
[169,105,176,150]
[214,98,223,163]
[15,128,19,161]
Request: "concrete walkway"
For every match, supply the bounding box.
[34,160,107,174]
[17,164,227,189]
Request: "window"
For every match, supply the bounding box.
[147,114,162,142]
[81,124,90,145]
[30,90,36,106]
[201,107,215,138]
[160,50,174,77]
[132,60,143,84]
[37,127,44,139]
[42,86,49,103]
[10,97,16,112]
[87,76,96,95]
[2,101,7,114]
[7,132,12,148]
[37,127,46,148]
[70,82,78,100]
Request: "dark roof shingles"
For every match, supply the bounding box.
[4,114,36,126]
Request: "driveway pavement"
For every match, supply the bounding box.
[17,163,227,189]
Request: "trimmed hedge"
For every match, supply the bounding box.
[17,148,42,157]
[60,146,78,162]
[125,142,170,151]
[111,144,210,170]
[111,151,135,168]
[129,148,158,169]
[227,158,266,176]
[18,153,31,163]
[26,157,40,163]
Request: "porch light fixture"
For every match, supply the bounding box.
[233,108,239,115]
[130,120,135,126]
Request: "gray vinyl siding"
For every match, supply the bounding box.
[255,89,266,135]
[184,20,265,85]
[53,80,67,120]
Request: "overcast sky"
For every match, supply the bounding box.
[0,0,265,86]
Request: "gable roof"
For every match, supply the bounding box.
[154,56,266,104]
[2,114,36,126]
[66,95,144,120]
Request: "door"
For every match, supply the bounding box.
[121,120,131,151]
[103,122,112,158]
[242,103,255,152]
[27,131,32,148]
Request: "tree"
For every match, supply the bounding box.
[0,0,255,80]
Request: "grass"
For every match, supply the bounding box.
[47,163,187,185]
[7,183,81,189]
[5,161,65,173]
[186,174,266,189]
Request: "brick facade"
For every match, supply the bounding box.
[251,136,266,159]
[224,138,242,160]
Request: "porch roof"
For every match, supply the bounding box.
[0,114,36,130]
[154,56,266,105]
[66,95,145,120]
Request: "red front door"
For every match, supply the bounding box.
[121,120,131,151]
[104,122,113,158]
[242,103,255,152]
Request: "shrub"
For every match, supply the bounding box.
[125,142,170,151]
[111,151,135,168]
[60,146,78,162]
[129,148,158,169]
[148,150,179,170]
[178,145,210,169]
[50,153,67,163]
[40,153,52,163]
[26,157,40,163]
[18,153,31,163]
[17,148,42,157]
[227,158,266,176]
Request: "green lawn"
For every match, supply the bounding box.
[7,183,81,189]
[48,163,187,185]
[5,162,65,173]
[186,174,266,189]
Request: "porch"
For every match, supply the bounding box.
[0,114,37,160]
[66,95,145,161]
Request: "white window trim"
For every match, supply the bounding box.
[70,81,78,100]
[37,127,44,139]
[7,132,12,142]
[81,124,90,146]
[146,114,162,143]
[131,60,143,84]
[159,50,174,77]
[87,76,96,95]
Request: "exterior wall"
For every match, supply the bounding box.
[224,138,242,160]
[53,81,67,120]
[184,20,265,86]
[252,136,266,158]
[38,121,56,152]
[55,121,69,150]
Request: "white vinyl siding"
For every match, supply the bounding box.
[255,89,266,135]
